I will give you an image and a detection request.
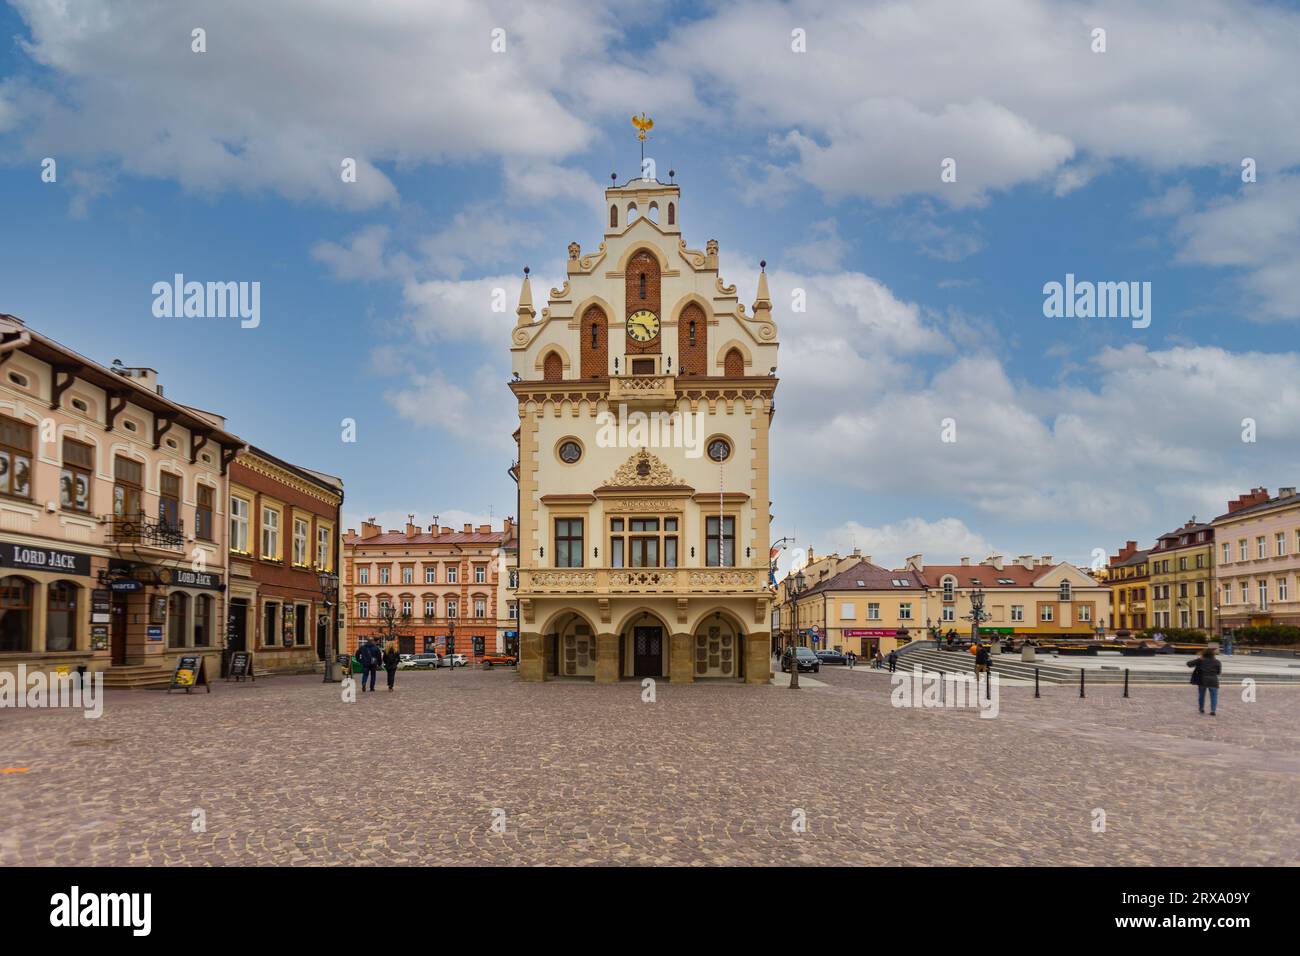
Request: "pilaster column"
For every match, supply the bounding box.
[595,632,620,683]
[745,631,771,684]
[670,632,694,682]
[518,631,546,682]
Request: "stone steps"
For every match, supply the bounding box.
[101,664,172,689]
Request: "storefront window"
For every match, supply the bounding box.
[194,594,211,646]
[295,604,308,645]
[168,592,189,648]
[0,576,33,652]
[46,581,79,652]
[264,601,279,646]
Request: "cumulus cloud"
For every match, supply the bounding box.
[822,517,997,569]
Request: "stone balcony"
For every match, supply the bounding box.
[607,374,677,407]
[520,566,768,596]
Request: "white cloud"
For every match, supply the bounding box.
[382,363,515,451]
[822,517,996,568]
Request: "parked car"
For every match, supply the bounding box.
[402,653,441,670]
[815,649,847,665]
[481,653,517,668]
[437,653,470,668]
[782,646,821,673]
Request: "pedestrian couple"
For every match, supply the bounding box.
[1187,646,1222,716]
[354,638,400,692]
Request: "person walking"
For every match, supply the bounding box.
[887,648,898,673]
[847,650,856,669]
[873,648,884,670]
[357,639,380,692]
[1187,646,1222,715]
[382,643,400,692]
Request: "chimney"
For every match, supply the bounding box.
[861,555,872,566]
[1227,487,1270,513]
[1039,555,1053,567]
[960,556,970,567]
[405,514,418,537]
[478,524,491,534]
[983,554,1004,570]
[360,518,381,540]
[441,526,453,535]
[503,517,514,538]
[905,554,923,571]
[463,523,473,534]
[1018,555,1034,569]
[1279,487,1297,498]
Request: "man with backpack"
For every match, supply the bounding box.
[356,639,381,692]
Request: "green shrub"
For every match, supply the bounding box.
[1137,627,1209,644]
[1231,624,1300,646]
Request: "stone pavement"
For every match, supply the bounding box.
[1,666,1296,866]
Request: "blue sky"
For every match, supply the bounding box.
[2,0,1298,571]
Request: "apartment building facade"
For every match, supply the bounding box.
[0,314,241,685]
[1213,486,1300,634]
[342,518,512,658]
[778,558,926,657]
[1147,519,1215,632]
[1107,540,1151,633]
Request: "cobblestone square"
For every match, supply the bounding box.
[2,667,1297,866]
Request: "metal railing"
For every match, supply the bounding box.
[102,512,185,549]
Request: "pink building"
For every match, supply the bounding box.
[1212,486,1300,634]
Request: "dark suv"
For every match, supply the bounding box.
[782,646,821,673]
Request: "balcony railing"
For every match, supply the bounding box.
[102,512,185,550]
[607,374,677,405]
[520,566,768,595]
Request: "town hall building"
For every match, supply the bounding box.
[509,173,779,682]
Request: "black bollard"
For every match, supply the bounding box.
[938,669,944,704]
[1123,668,1130,699]
[1034,667,1040,699]
[1079,668,1086,699]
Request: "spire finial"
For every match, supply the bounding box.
[760,259,766,271]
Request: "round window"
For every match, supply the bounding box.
[558,440,582,464]
[707,437,732,462]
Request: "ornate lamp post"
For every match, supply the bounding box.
[786,568,807,689]
[317,570,340,682]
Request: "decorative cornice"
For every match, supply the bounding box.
[601,449,688,489]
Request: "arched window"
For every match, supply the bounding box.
[678,303,707,375]
[628,202,639,222]
[0,576,33,652]
[47,581,79,652]
[667,202,675,225]
[610,205,618,228]
[724,347,744,377]
[580,306,608,379]
[543,351,563,382]
[639,272,646,300]
[168,592,189,648]
[194,594,212,647]
[647,202,659,223]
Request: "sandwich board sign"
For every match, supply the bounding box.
[169,655,210,694]
[227,651,255,682]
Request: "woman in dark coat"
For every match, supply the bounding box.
[382,644,401,692]
[1187,646,1222,715]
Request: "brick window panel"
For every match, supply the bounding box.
[723,347,744,377]
[579,304,609,379]
[625,249,661,355]
[677,302,708,376]
[543,351,563,382]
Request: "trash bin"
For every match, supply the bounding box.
[1021,644,1036,662]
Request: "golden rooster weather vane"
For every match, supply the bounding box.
[632,112,653,166]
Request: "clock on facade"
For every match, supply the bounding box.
[627,309,660,342]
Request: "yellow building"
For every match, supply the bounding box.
[1146,520,1216,633]
[907,554,1108,640]
[1107,540,1151,633]
[510,171,779,682]
[778,558,925,657]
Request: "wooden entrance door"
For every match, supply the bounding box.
[633,626,663,677]
[110,594,128,665]
[228,600,248,651]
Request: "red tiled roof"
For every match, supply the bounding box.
[799,561,925,597]
[345,531,506,547]
[915,564,1045,588]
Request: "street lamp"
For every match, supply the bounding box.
[317,570,340,682]
[786,569,807,690]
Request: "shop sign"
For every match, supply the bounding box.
[171,568,223,590]
[91,589,111,623]
[0,543,91,576]
[843,628,900,637]
[91,625,109,651]
[146,625,164,642]
[110,579,144,592]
